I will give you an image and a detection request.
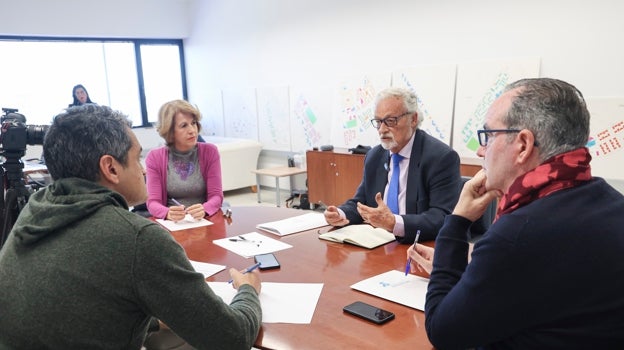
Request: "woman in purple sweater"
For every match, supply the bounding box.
[146,100,223,220]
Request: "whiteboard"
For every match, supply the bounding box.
[330,72,391,148]
[195,88,225,136]
[257,86,291,151]
[452,58,541,160]
[391,64,457,145]
[585,97,624,181]
[289,85,333,153]
[222,88,258,140]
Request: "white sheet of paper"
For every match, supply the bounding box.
[189,260,226,278]
[213,232,293,258]
[155,215,213,232]
[208,282,324,323]
[23,161,48,172]
[256,212,328,236]
[350,270,429,311]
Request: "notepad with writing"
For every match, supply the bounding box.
[256,212,328,236]
[318,224,395,249]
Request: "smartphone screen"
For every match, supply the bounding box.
[254,253,280,270]
[343,301,395,324]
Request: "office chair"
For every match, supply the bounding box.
[143,329,195,350]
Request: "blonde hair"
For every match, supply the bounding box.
[156,100,203,146]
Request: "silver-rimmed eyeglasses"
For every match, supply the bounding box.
[370,112,411,129]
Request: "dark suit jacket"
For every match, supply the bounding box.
[339,129,461,243]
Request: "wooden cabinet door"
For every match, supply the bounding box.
[306,151,336,205]
[333,153,365,204]
[306,150,365,206]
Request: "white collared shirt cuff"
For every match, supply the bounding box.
[392,214,405,237]
[338,207,346,219]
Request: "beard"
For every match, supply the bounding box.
[380,133,398,150]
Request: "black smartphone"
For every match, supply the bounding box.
[343,301,395,324]
[254,253,281,270]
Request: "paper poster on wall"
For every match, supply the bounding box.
[585,97,624,181]
[453,58,541,160]
[289,85,333,153]
[330,72,391,149]
[222,88,258,140]
[391,64,457,145]
[257,86,291,151]
[195,88,225,136]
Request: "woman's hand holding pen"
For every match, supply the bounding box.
[185,203,205,220]
[167,205,186,222]
[407,244,434,275]
[167,198,205,221]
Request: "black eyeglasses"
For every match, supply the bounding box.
[476,129,521,147]
[370,112,411,129]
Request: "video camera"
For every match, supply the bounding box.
[1,107,48,157]
[1,107,50,248]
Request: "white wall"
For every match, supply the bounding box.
[183,0,624,190]
[185,0,624,96]
[3,0,623,192]
[0,0,191,38]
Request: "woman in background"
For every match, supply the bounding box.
[146,100,223,221]
[68,84,95,107]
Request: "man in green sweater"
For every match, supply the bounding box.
[0,105,262,349]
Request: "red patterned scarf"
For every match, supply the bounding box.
[496,147,592,220]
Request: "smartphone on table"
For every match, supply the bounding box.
[254,253,280,270]
[343,301,395,324]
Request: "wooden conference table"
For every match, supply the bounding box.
[169,206,433,350]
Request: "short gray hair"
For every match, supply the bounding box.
[375,87,424,127]
[43,104,133,181]
[503,78,590,162]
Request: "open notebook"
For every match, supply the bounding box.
[318,224,395,249]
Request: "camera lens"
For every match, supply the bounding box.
[26,125,49,145]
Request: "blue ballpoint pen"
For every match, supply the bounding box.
[228,262,262,284]
[404,230,421,276]
[171,198,189,215]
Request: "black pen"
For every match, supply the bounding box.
[229,236,262,246]
[228,262,262,283]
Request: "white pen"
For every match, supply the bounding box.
[171,198,189,212]
[169,198,190,220]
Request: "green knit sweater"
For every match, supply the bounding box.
[0,178,261,349]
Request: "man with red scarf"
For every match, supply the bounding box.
[409,78,624,349]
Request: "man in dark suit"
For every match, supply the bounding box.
[324,87,461,243]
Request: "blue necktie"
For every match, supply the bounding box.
[387,153,403,214]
